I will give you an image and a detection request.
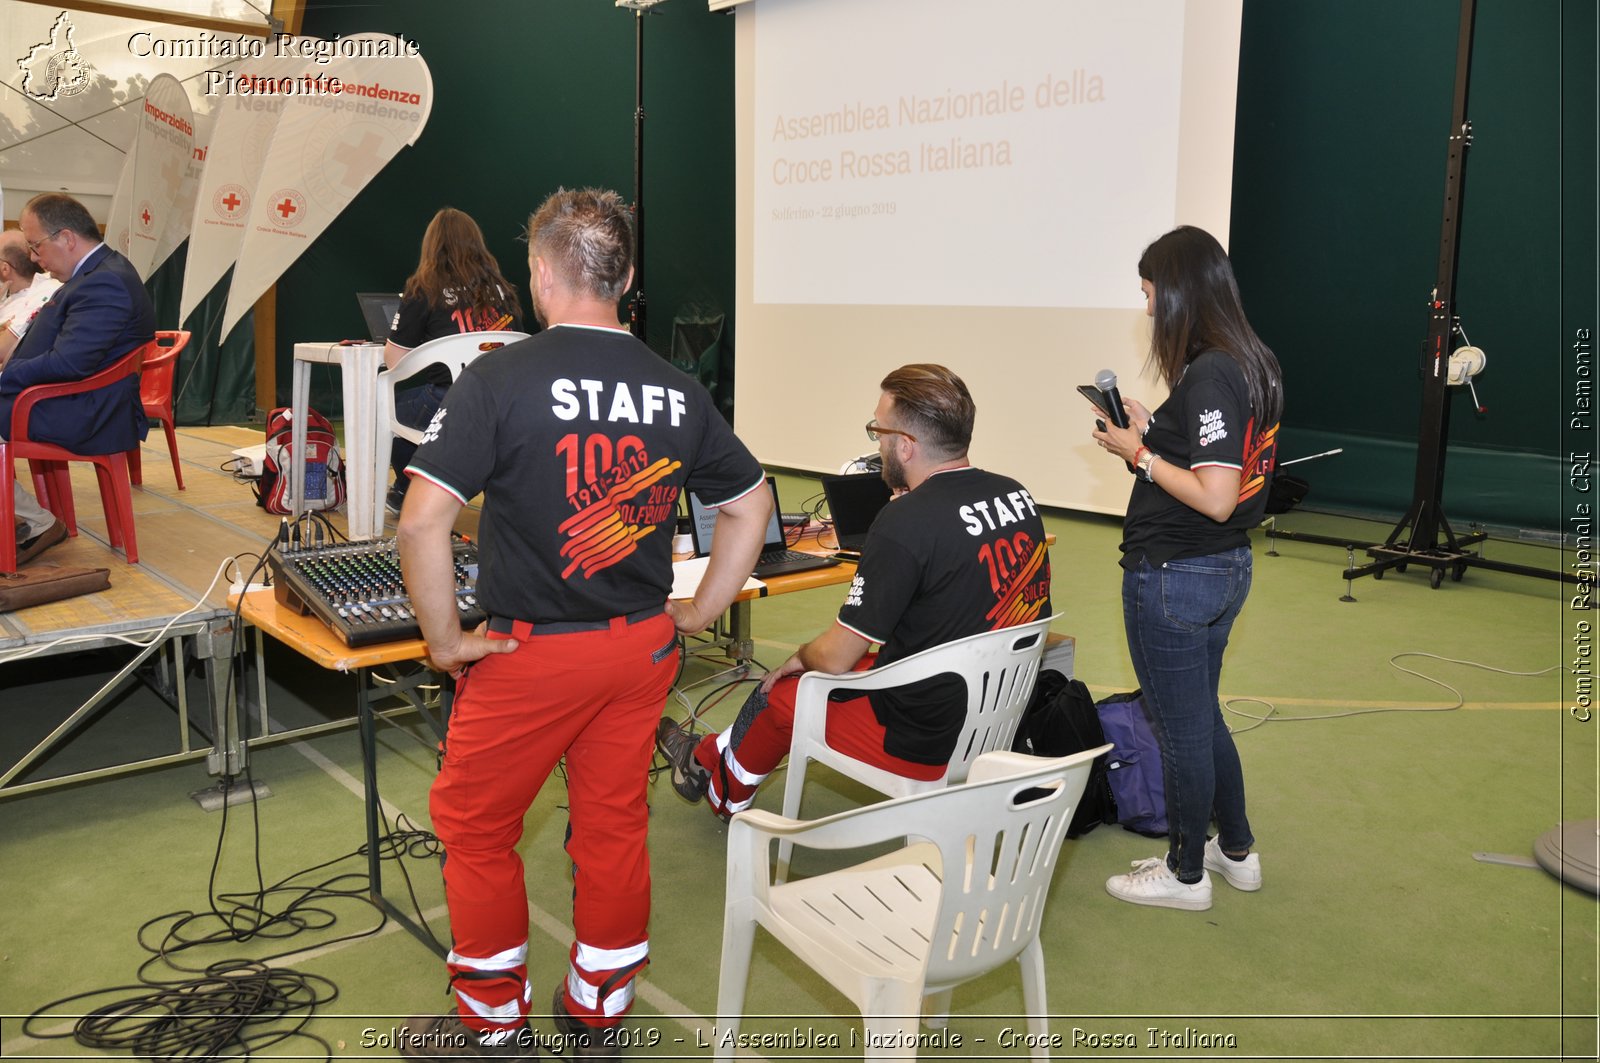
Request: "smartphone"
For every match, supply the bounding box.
[1077,384,1112,416]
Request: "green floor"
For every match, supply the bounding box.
[1,476,1595,1061]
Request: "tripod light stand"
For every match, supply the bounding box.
[616,0,665,343]
[1268,0,1577,594]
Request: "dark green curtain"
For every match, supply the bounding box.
[146,254,256,425]
[1229,0,1588,529]
[275,0,735,420]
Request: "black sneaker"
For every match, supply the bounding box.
[386,487,407,517]
[655,717,709,803]
[550,987,621,1060]
[396,1014,539,1060]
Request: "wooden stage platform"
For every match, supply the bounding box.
[0,425,442,798]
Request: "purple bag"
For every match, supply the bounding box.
[1095,690,1168,837]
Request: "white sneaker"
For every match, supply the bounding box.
[1203,836,1262,891]
[1106,856,1212,911]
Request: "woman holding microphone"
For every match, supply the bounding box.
[1091,225,1283,911]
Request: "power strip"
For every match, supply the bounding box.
[230,443,268,477]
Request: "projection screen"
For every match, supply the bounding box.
[726,0,1243,515]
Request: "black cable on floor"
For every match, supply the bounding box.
[25,962,338,1062]
[26,533,451,1059]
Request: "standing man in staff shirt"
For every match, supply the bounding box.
[396,187,768,1059]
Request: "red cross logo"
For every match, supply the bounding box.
[265,188,306,229]
[213,184,249,221]
[141,208,151,226]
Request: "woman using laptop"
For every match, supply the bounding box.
[384,207,526,514]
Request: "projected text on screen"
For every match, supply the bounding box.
[754,0,1184,310]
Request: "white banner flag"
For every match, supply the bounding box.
[220,36,433,338]
[106,73,194,280]
[179,54,317,322]
[105,147,135,258]
[150,106,216,277]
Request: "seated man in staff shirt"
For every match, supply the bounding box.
[1,193,154,567]
[657,363,1054,819]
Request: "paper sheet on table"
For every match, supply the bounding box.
[671,556,765,600]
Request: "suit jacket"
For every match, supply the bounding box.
[0,244,155,454]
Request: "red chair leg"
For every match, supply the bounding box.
[50,462,77,534]
[128,444,143,486]
[28,459,77,534]
[27,459,53,516]
[93,462,123,550]
[162,418,184,490]
[1,446,17,572]
[106,453,138,563]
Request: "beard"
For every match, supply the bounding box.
[880,447,908,491]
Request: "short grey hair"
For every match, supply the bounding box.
[526,187,635,304]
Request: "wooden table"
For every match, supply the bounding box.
[719,526,857,664]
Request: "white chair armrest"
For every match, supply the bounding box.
[966,745,1110,784]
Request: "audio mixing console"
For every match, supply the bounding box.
[268,536,485,647]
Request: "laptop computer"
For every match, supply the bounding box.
[821,472,891,555]
[356,292,402,343]
[688,477,841,578]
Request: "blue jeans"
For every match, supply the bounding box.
[1122,546,1255,883]
[390,382,447,494]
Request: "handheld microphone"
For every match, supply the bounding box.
[1095,369,1130,429]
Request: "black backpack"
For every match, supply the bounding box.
[1011,669,1118,837]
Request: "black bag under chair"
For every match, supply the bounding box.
[1011,669,1117,837]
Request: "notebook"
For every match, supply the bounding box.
[821,472,891,554]
[688,477,840,578]
[356,291,402,343]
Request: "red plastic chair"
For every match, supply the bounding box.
[128,329,190,490]
[0,342,148,571]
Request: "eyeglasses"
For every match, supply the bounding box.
[24,229,63,255]
[864,421,916,443]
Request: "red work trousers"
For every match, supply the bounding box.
[692,659,944,820]
[429,612,678,1032]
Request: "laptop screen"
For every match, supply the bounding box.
[356,292,402,343]
[822,473,890,551]
[687,477,785,556]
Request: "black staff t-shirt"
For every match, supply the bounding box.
[1120,349,1280,570]
[406,324,763,623]
[836,467,1053,764]
[388,285,526,388]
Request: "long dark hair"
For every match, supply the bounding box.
[1138,225,1282,424]
[404,207,521,317]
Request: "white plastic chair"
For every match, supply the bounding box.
[716,747,1109,1061]
[371,329,528,515]
[777,614,1058,882]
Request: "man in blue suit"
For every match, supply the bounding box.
[3,193,155,566]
